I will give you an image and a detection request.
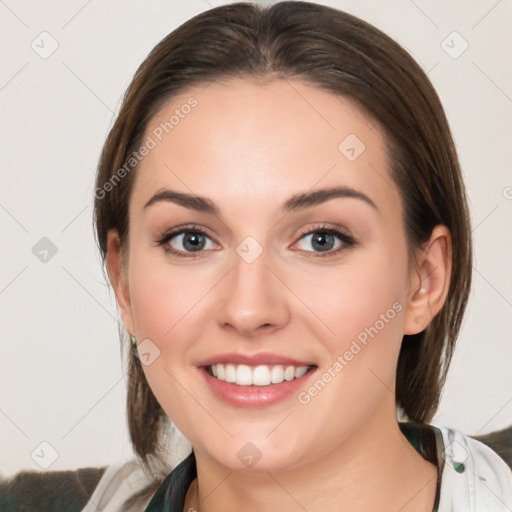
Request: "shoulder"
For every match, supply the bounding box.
[434,424,512,511]
[0,459,158,512]
[80,459,157,512]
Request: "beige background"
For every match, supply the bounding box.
[1,0,511,475]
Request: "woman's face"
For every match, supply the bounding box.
[112,79,424,471]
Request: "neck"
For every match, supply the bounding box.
[185,413,437,512]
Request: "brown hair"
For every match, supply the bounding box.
[93,0,472,497]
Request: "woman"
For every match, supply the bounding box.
[86,2,511,511]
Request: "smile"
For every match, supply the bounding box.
[206,363,313,386]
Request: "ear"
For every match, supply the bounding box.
[106,229,135,335]
[403,225,452,335]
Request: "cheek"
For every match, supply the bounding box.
[290,255,407,428]
[128,250,209,340]
[290,246,408,349]
[126,253,216,425]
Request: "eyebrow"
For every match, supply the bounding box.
[283,186,378,213]
[143,186,378,214]
[144,189,218,214]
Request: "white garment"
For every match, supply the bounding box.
[435,425,512,511]
[80,459,154,512]
[82,424,512,512]
[81,422,192,512]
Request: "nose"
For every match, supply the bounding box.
[215,247,291,338]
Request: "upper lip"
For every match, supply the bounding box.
[196,352,316,368]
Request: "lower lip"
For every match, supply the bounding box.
[199,367,317,408]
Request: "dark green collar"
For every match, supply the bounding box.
[399,421,445,512]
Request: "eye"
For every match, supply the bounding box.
[293,225,356,257]
[155,226,218,257]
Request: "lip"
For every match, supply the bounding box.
[196,351,316,367]
[198,359,318,408]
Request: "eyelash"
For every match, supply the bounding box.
[295,225,357,258]
[154,223,357,259]
[155,224,214,259]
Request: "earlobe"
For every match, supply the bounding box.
[106,230,135,335]
[403,225,452,335]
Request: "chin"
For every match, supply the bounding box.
[195,433,309,473]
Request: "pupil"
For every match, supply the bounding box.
[183,233,205,251]
[312,232,334,251]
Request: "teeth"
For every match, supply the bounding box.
[225,364,236,383]
[284,366,295,381]
[236,365,252,385]
[295,366,308,378]
[209,363,311,386]
[270,365,284,383]
[252,365,270,386]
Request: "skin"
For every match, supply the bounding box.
[107,78,452,512]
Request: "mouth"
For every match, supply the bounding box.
[205,363,316,386]
[197,352,318,407]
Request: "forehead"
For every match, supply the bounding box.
[132,78,400,217]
